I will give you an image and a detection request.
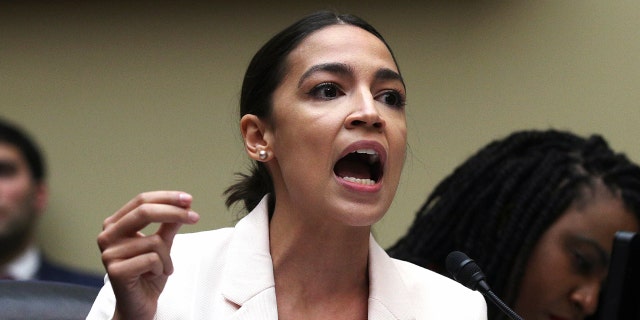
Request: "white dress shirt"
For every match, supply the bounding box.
[2,245,40,280]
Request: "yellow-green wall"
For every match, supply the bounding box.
[2,1,639,273]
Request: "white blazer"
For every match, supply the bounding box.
[87,196,487,319]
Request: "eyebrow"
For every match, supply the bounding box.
[0,160,19,175]
[298,63,351,88]
[375,68,405,88]
[571,235,609,267]
[297,62,404,88]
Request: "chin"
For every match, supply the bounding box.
[335,201,389,227]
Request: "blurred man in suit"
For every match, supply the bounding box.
[0,117,103,287]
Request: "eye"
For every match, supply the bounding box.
[570,250,595,275]
[308,83,343,100]
[0,161,18,178]
[376,90,406,109]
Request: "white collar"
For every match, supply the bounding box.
[4,245,41,280]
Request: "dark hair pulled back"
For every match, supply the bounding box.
[224,10,401,216]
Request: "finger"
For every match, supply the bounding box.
[155,223,181,275]
[106,251,167,281]
[104,191,192,226]
[105,203,198,240]
[104,191,192,227]
[157,211,199,247]
[97,204,193,253]
[101,234,173,273]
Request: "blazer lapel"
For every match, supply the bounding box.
[220,196,279,320]
[368,235,416,320]
[228,287,278,320]
[217,197,416,320]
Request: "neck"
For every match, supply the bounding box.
[269,207,371,319]
[0,233,33,268]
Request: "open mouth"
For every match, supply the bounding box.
[333,149,382,185]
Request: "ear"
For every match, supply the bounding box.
[240,114,272,161]
[33,182,48,216]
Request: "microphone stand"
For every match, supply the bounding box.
[477,281,524,320]
[446,251,524,320]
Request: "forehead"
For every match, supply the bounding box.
[286,24,398,73]
[0,143,25,162]
[0,140,32,168]
[552,184,639,241]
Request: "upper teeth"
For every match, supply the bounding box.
[355,149,377,155]
[353,149,379,164]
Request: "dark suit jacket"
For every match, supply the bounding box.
[35,256,104,288]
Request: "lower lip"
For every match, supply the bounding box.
[548,315,570,320]
[335,175,383,193]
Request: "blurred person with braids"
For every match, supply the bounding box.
[388,129,640,320]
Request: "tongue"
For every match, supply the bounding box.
[334,156,371,180]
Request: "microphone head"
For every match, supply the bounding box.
[445,251,487,291]
[446,251,524,320]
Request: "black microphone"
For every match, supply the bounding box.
[446,251,524,320]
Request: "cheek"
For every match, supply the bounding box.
[516,235,573,313]
[515,255,551,316]
[389,121,407,169]
[389,112,407,145]
[0,183,37,232]
[0,179,31,204]
[389,143,406,177]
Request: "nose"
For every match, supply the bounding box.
[344,91,385,130]
[570,281,600,316]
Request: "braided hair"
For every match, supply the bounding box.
[387,129,640,320]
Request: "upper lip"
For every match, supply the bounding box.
[338,140,386,165]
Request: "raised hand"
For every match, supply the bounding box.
[97,191,200,319]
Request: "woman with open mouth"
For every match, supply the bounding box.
[87,10,487,320]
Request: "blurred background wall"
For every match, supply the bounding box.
[2,0,639,273]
